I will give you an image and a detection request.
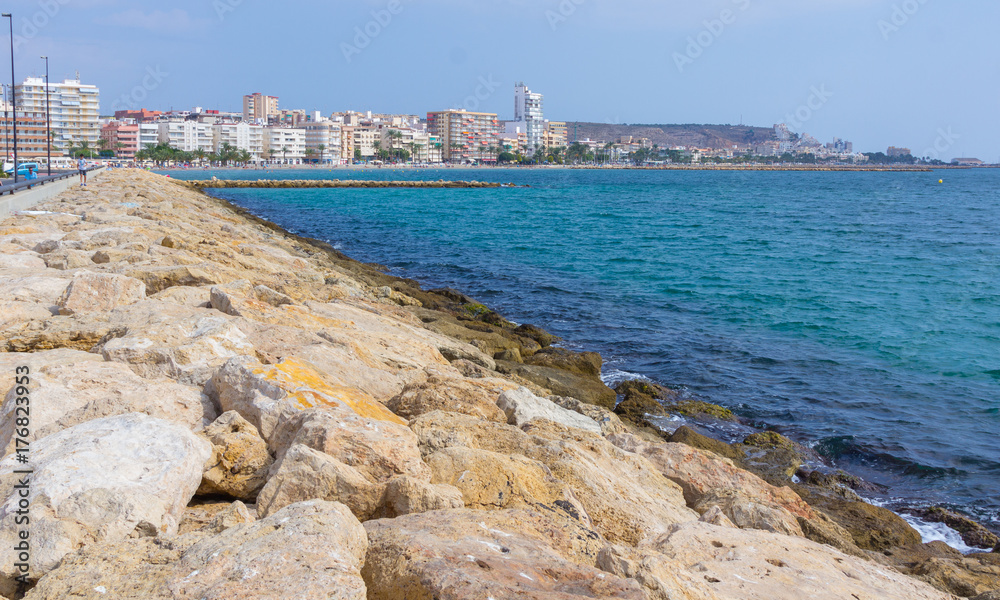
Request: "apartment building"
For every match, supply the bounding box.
[426,109,500,163]
[352,125,385,159]
[158,121,214,153]
[15,77,100,154]
[0,99,54,160]
[212,122,264,161]
[298,121,342,164]
[513,83,544,154]
[545,121,568,150]
[263,127,306,164]
[138,123,160,150]
[100,121,139,158]
[243,92,279,124]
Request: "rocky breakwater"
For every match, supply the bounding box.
[180,179,504,190]
[0,169,981,599]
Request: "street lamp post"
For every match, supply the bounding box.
[41,56,50,174]
[2,84,8,166]
[2,14,17,183]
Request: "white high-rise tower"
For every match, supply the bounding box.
[514,83,544,155]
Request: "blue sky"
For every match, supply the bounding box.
[7,0,998,160]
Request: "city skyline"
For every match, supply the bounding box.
[5,0,998,161]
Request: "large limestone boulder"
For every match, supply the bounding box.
[428,446,589,522]
[610,433,814,537]
[95,300,257,385]
[0,276,70,312]
[0,253,46,270]
[255,444,382,521]
[599,521,956,600]
[56,271,147,315]
[363,508,646,600]
[197,411,272,501]
[23,500,368,600]
[387,374,513,423]
[379,476,464,518]
[211,355,407,445]
[410,411,697,546]
[497,386,603,434]
[272,408,429,484]
[0,360,213,457]
[0,414,211,593]
[170,501,367,599]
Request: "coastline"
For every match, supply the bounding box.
[150,163,985,172]
[0,170,996,598]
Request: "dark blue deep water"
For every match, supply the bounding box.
[168,167,1000,532]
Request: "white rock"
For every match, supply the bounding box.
[0,276,70,311]
[0,361,213,456]
[0,253,46,270]
[0,414,212,590]
[497,387,602,435]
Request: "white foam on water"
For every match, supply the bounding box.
[902,514,993,555]
[600,367,645,386]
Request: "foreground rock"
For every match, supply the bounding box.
[599,521,956,600]
[196,411,272,501]
[24,501,368,600]
[0,414,211,593]
[363,508,646,599]
[0,360,212,456]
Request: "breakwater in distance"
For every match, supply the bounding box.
[1,169,995,597]
[164,167,1000,539]
[179,179,505,190]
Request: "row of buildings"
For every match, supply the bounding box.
[0,78,565,166]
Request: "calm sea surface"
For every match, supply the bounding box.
[167,167,1000,532]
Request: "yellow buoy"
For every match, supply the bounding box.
[939,179,944,183]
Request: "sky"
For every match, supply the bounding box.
[5,0,998,160]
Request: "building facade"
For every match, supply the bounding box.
[158,121,214,153]
[514,83,544,155]
[212,122,264,161]
[15,77,100,155]
[426,109,500,163]
[243,93,279,124]
[263,127,306,163]
[298,121,342,164]
[0,101,53,161]
[100,121,139,158]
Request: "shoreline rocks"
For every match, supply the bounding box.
[0,170,986,598]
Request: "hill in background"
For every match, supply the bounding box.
[563,122,777,149]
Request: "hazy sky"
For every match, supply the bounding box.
[7,0,998,160]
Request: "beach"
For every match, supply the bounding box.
[0,170,996,598]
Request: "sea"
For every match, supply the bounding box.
[166,167,1000,546]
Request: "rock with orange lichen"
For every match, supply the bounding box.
[212,355,406,445]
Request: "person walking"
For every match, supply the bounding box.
[78,156,87,186]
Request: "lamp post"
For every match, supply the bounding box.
[41,55,50,174]
[2,13,16,183]
[2,83,8,167]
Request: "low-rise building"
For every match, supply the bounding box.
[158,121,214,153]
[212,122,264,161]
[263,127,306,164]
[298,121,342,164]
[100,121,139,158]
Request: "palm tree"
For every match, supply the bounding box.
[267,148,277,164]
[194,149,206,165]
[281,146,289,165]
[317,143,326,164]
[96,138,109,156]
[304,148,315,163]
[114,142,126,158]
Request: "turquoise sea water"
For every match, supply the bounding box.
[168,167,1000,531]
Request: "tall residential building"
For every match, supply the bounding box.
[243,93,279,124]
[15,77,100,154]
[426,109,500,163]
[513,83,544,154]
[0,97,53,160]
